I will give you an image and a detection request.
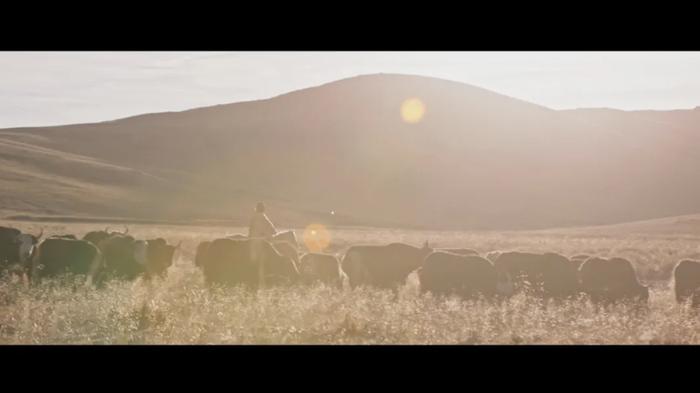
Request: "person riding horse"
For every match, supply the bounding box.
[248,202,277,288]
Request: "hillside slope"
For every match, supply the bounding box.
[2,73,700,229]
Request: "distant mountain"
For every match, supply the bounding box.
[2,73,700,230]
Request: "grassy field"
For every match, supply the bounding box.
[2,219,700,344]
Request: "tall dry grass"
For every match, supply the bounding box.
[1,221,699,344]
[2,271,699,344]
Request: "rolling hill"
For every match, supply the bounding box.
[1,73,700,230]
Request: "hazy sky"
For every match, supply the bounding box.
[2,51,700,128]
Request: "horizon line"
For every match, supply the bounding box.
[2,72,699,130]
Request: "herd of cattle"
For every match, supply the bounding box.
[2,225,700,308]
[0,226,179,286]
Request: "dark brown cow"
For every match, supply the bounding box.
[98,235,149,280]
[1,226,23,269]
[0,226,21,242]
[30,238,104,285]
[341,242,433,290]
[540,253,581,299]
[578,257,649,305]
[200,238,244,286]
[199,238,299,288]
[493,252,579,299]
[0,226,43,272]
[145,238,180,278]
[673,259,700,306]
[98,235,179,281]
[418,252,513,300]
[298,253,343,288]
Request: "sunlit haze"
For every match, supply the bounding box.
[4,51,700,345]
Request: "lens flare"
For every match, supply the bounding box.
[303,223,331,253]
[401,98,426,124]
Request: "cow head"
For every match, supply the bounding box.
[13,228,43,264]
[145,238,180,276]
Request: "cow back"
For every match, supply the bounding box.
[31,238,101,279]
[579,257,647,304]
[419,252,498,299]
[99,235,143,280]
[342,243,431,289]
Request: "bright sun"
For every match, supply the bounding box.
[401,98,426,124]
[303,223,331,253]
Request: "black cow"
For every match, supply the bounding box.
[98,234,149,280]
[578,257,649,306]
[418,252,513,300]
[30,238,103,285]
[199,238,299,288]
[341,242,433,290]
[99,235,180,281]
[0,226,43,273]
[493,252,579,299]
[145,238,180,278]
[0,226,22,268]
[298,253,343,288]
[673,259,700,307]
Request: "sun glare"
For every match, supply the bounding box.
[401,97,426,124]
[303,223,331,253]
